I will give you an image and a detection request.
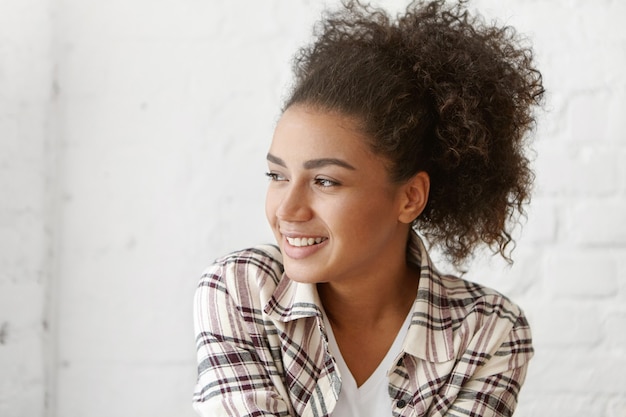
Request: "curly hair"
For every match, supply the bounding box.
[284,0,545,266]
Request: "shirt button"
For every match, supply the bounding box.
[396,400,407,409]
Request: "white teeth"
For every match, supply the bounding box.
[286,236,325,247]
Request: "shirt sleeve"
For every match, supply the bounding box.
[192,258,292,417]
[445,311,533,417]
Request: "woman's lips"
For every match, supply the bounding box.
[285,236,327,247]
[281,235,328,259]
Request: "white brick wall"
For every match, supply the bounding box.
[0,0,54,415]
[1,0,624,416]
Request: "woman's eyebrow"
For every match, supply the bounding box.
[266,153,356,171]
[303,158,356,170]
[266,153,286,167]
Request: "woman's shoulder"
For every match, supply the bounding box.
[437,273,526,328]
[427,272,533,366]
[199,244,284,298]
[211,244,282,269]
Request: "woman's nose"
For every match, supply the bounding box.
[275,183,313,222]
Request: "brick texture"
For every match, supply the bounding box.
[0,0,53,416]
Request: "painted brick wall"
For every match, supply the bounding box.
[1,0,624,416]
[0,0,54,416]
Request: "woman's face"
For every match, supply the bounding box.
[265,105,416,285]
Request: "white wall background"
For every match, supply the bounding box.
[0,0,624,416]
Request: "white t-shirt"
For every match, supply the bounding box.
[323,312,412,417]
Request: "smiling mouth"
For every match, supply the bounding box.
[285,236,327,247]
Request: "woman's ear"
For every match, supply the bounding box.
[398,171,430,224]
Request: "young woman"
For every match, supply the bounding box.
[193,1,544,416]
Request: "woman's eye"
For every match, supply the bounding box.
[265,172,286,182]
[314,177,339,188]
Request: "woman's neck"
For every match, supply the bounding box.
[317,261,420,331]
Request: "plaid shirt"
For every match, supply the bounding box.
[193,232,533,417]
